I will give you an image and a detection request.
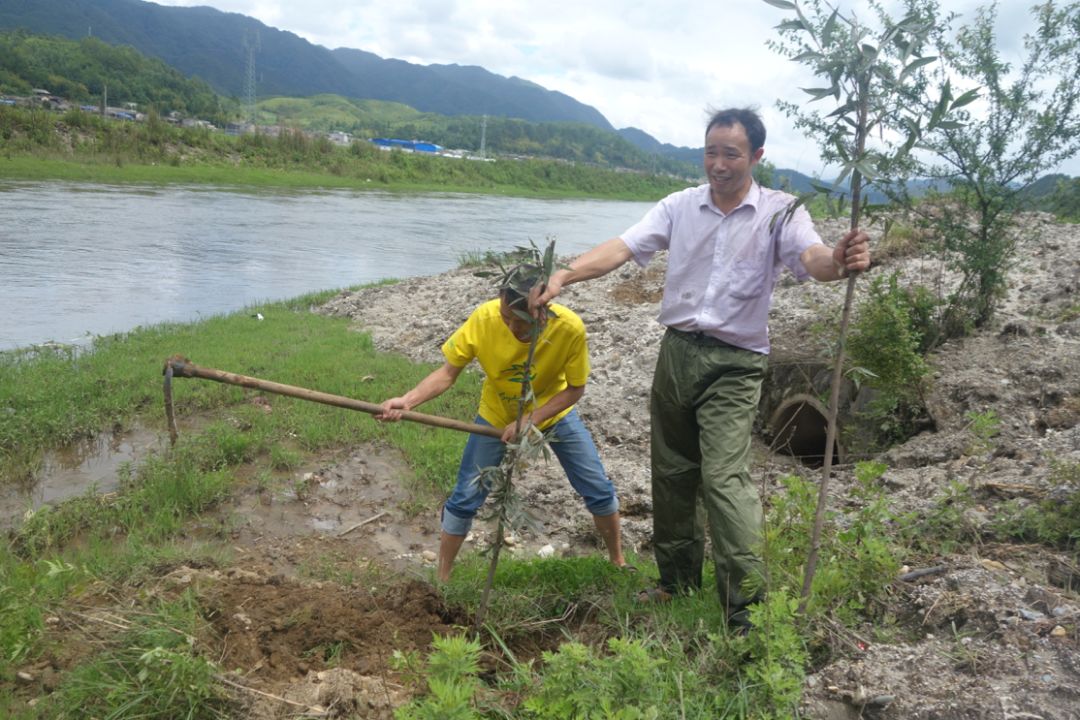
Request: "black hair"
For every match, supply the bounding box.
[705,107,766,153]
[498,263,541,308]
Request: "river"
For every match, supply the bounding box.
[0,181,658,351]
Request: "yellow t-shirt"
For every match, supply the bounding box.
[442,300,590,429]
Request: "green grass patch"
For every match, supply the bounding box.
[39,592,231,719]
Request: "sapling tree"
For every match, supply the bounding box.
[470,239,560,631]
[910,0,1080,335]
[764,0,961,610]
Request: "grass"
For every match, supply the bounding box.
[0,288,478,487]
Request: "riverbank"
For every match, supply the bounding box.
[0,107,692,201]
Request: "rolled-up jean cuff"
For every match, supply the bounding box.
[589,498,619,517]
[441,506,473,536]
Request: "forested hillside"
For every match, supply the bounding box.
[0,31,225,120]
[257,95,697,175]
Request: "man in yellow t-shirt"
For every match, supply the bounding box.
[377,273,625,582]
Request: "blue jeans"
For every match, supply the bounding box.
[442,408,619,536]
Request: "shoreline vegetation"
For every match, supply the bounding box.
[0,105,693,201]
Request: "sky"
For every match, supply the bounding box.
[149,0,1076,177]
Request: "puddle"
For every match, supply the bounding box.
[0,426,166,531]
[195,444,438,574]
[1,426,440,576]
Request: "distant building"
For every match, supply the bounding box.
[369,138,444,154]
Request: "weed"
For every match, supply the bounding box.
[41,594,230,719]
[900,480,982,554]
[991,458,1080,549]
[395,634,483,720]
[964,409,1001,456]
[269,444,303,470]
[846,273,934,452]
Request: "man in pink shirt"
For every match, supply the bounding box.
[533,107,870,633]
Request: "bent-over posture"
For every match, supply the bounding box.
[378,274,625,582]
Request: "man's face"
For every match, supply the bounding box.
[499,295,540,342]
[703,122,763,204]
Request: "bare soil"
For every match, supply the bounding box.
[8,212,1080,718]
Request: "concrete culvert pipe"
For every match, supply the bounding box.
[768,393,843,468]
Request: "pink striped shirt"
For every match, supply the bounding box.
[621,182,822,354]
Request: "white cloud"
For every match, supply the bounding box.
[149,0,1080,176]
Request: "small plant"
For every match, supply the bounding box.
[900,479,981,554]
[964,409,1000,456]
[847,273,935,451]
[992,459,1080,550]
[394,634,483,720]
[738,590,808,717]
[522,638,667,719]
[269,444,302,470]
[43,595,229,719]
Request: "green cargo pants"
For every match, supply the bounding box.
[650,328,768,618]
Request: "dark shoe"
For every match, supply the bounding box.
[727,608,754,636]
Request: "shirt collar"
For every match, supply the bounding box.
[700,181,762,215]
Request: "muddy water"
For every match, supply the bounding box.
[0,425,166,531]
[1,425,435,571]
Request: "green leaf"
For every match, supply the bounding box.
[835,164,854,187]
[834,138,851,162]
[761,0,797,9]
[801,86,837,101]
[822,8,839,45]
[928,80,951,128]
[792,49,824,63]
[950,88,980,110]
[542,241,555,276]
[935,120,965,130]
[899,56,936,80]
[853,159,878,181]
[777,19,808,32]
[826,100,857,118]
[810,180,835,195]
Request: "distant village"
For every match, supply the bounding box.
[1,88,495,161]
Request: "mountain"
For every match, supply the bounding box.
[618,127,702,166]
[330,48,612,130]
[0,0,613,129]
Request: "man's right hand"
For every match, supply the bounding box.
[376,397,408,422]
[529,272,565,317]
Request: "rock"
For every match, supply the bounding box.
[421,550,437,563]
[537,544,555,558]
[1050,625,1067,638]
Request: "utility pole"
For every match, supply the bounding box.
[242,31,260,126]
